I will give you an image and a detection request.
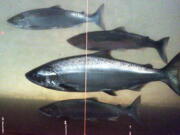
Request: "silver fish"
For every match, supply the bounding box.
[67,27,169,63]
[39,96,141,123]
[7,4,105,30]
[25,51,180,96]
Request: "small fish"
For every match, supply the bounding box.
[39,96,141,123]
[7,4,105,30]
[67,27,169,63]
[25,51,180,96]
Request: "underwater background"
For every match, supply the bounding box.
[0,0,180,135]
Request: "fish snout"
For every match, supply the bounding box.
[7,14,27,27]
[7,17,16,24]
[67,36,86,49]
[25,71,36,82]
[67,38,75,45]
[25,70,44,84]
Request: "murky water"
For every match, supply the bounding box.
[0,0,180,135]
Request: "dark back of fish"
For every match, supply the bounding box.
[46,99,121,120]
[67,27,169,62]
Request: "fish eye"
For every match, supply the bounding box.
[38,70,56,76]
[37,67,56,76]
[15,15,24,20]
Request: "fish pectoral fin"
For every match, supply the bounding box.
[129,84,145,91]
[103,90,117,96]
[112,26,126,32]
[58,84,77,92]
[108,117,119,121]
[143,64,153,68]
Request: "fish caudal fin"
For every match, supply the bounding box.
[92,4,105,30]
[155,37,170,63]
[126,96,141,124]
[162,53,180,95]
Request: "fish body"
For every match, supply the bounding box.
[7,5,105,30]
[25,51,180,96]
[39,96,141,122]
[67,27,169,63]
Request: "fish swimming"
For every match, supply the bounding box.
[25,51,180,96]
[7,4,105,30]
[67,27,169,63]
[39,96,141,123]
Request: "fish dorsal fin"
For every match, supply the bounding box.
[50,5,61,9]
[90,51,114,60]
[112,26,126,32]
[87,98,98,102]
[143,64,153,68]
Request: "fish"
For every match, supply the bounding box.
[7,4,105,30]
[25,51,180,96]
[39,96,141,123]
[67,27,169,63]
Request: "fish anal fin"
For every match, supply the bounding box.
[58,84,77,92]
[103,90,117,96]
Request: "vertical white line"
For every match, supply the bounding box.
[64,120,67,135]
[83,0,89,135]
[1,117,4,134]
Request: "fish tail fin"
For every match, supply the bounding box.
[126,96,141,124]
[162,53,180,95]
[91,4,105,30]
[155,37,170,63]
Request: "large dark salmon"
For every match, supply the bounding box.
[68,27,169,63]
[39,96,141,123]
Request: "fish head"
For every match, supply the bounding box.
[67,34,86,49]
[7,13,30,28]
[25,65,59,89]
[39,104,62,118]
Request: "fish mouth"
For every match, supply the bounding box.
[7,18,16,25]
[7,17,18,24]
[67,38,86,50]
[7,18,12,24]
[25,71,33,82]
[7,18,24,28]
[25,71,40,85]
[67,38,74,45]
